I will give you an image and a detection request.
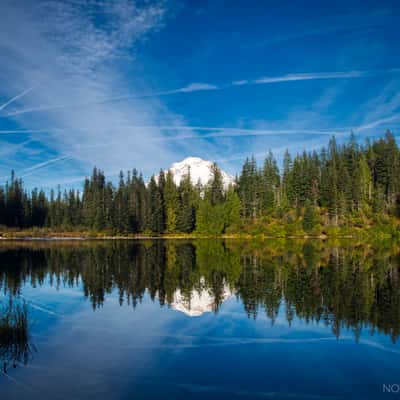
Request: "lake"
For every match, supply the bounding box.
[0,240,399,399]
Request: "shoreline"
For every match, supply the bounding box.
[0,233,390,241]
[1,225,398,242]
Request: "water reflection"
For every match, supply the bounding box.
[1,240,399,343]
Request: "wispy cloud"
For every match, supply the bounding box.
[1,1,399,186]
[0,0,183,185]
[170,83,219,93]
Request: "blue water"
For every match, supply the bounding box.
[0,241,399,399]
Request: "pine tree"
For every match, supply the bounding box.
[238,156,260,218]
[326,138,339,225]
[126,169,147,233]
[223,188,241,232]
[353,155,372,211]
[5,172,25,227]
[82,177,92,227]
[372,185,386,215]
[383,131,399,207]
[104,182,114,230]
[196,199,224,234]
[302,199,318,233]
[282,149,294,207]
[261,151,280,214]
[209,163,224,206]
[0,187,5,226]
[30,188,47,227]
[114,171,129,233]
[176,173,196,233]
[22,192,31,228]
[147,176,164,234]
[163,170,178,233]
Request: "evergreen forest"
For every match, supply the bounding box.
[1,132,400,238]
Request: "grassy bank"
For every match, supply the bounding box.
[0,223,399,241]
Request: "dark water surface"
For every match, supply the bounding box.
[0,240,400,400]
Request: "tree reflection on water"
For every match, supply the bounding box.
[0,239,399,343]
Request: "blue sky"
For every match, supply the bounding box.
[0,0,400,189]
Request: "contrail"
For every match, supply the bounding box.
[20,155,72,178]
[154,128,347,140]
[0,87,34,111]
[109,125,347,140]
[20,295,59,317]
[3,69,397,117]
[245,70,367,85]
[3,84,219,117]
[113,336,349,350]
[0,155,72,181]
[0,139,33,157]
[0,112,398,141]
[0,129,53,134]
[352,114,400,132]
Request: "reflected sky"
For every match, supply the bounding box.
[1,240,400,399]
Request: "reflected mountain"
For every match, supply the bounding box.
[171,279,233,316]
[0,240,399,341]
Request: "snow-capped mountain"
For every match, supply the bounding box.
[163,157,235,189]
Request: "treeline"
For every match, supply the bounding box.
[0,132,399,235]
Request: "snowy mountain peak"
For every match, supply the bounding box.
[166,157,234,189]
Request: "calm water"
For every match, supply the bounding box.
[1,240,400,400]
